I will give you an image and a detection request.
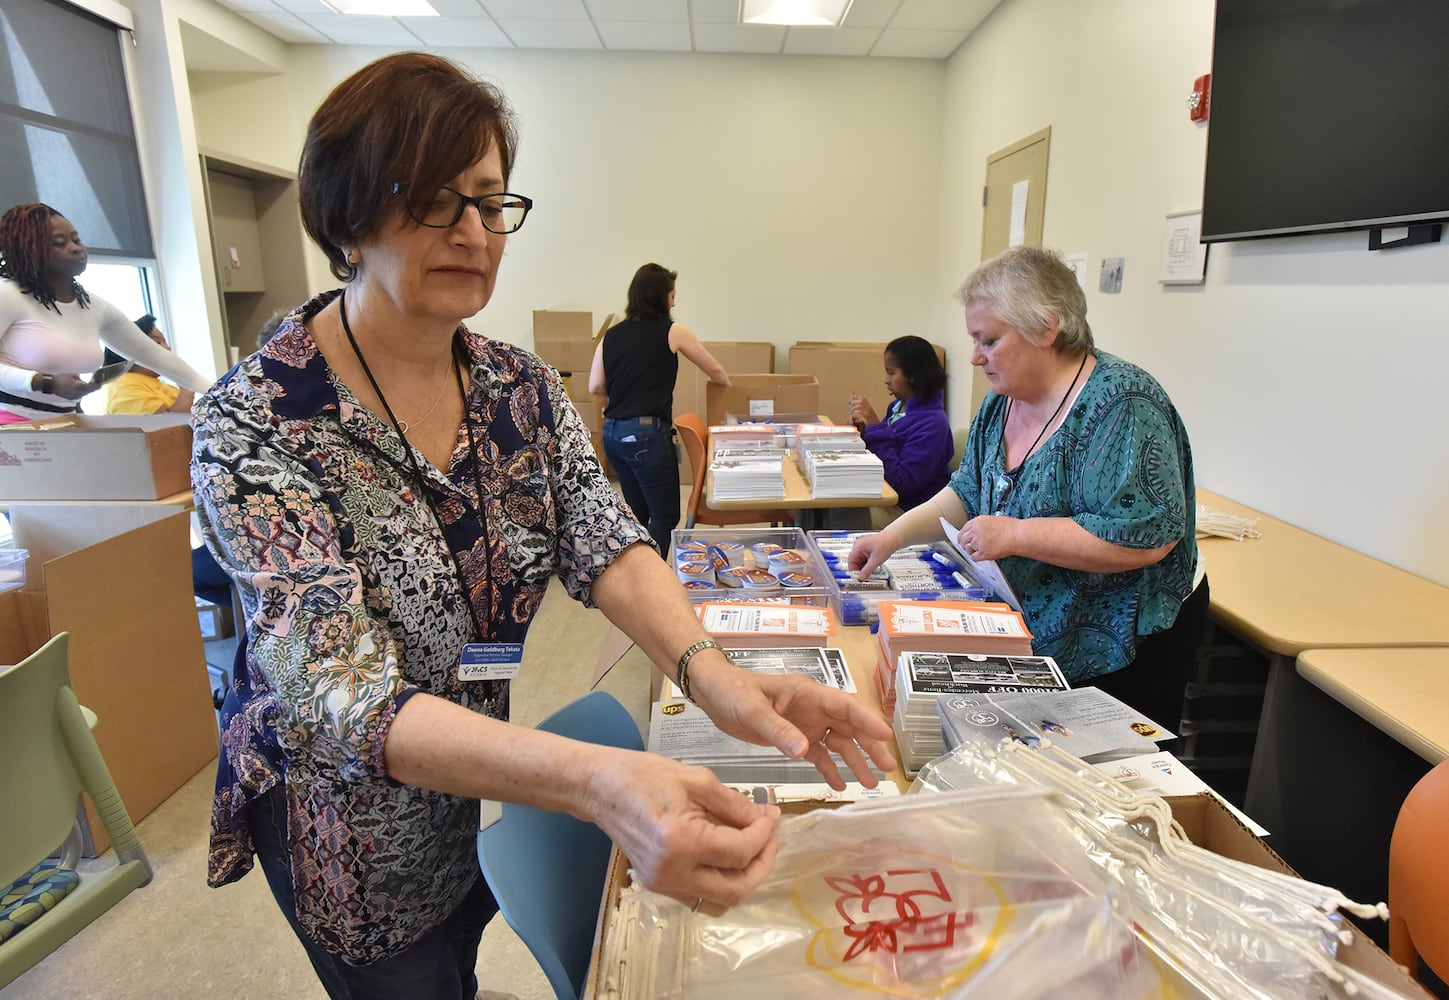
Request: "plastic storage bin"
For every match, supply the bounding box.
[0,548,28,593]
[806,530,993,627]
[669,527,833,606]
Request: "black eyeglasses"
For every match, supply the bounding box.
[392,184,533,234]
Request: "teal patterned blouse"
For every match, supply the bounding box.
[948,351,1197,683]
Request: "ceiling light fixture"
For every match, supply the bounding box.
[320,0,437,15]
[739,0,853,27]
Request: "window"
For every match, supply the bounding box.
[0,0,152,258]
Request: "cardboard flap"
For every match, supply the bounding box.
[9,503,182,588]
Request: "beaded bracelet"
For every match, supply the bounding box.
[676,638,726,704]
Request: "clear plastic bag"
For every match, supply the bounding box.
[910,741,1411,999]
[615,789,1202,999]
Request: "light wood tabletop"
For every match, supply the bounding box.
[1296,647,1449,764]
[1196,489,1449,656]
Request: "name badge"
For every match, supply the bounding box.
[458,642,524,682]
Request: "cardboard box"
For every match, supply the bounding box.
[562,373,605,435]
[0,413,193,501]
[583,792,1427,998]
[705,374,819,428]
[533,310,612,376]
[0,504,219,854]
[196,596,235,640]
[672,342,776,423]
[789,341,948,426]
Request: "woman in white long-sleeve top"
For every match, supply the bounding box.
[0,202,212,422]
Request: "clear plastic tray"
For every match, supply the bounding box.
[669,527,833,606]
[0,547,29,593]
[805,530,992,627]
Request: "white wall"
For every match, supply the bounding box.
[934,0,1449,587]
[191,47,947,364]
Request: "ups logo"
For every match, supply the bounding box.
[661,702,685,715]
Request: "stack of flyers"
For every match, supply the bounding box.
[936,685,1172,762]
[649,647,882,783]
[893,650,1069,771]
[696,602,836,648]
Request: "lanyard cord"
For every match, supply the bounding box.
[999,350,1090,478]
[337,288,491,643]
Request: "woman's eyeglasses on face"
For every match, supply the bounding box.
[392,185,533,234]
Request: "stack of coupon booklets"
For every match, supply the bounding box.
[802,449,884,499]
[646,645,889,783]
[708,442,786,501]
[696,601,836,647]
[875,599,1066,771]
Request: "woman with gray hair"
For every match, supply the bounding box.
[850,245,1204,732]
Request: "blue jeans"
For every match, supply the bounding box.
[602,416,679,553]
[247,785,498,1000]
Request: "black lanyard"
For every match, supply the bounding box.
[337,288,491,643]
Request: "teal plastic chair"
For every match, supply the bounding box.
[477,691,642,1000]
[0,633,152,989]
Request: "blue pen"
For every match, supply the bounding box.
[952,571,972,589]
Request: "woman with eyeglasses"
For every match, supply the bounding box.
[191,53,893,1000]
[850,246,1204,733]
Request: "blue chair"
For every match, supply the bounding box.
[477,691,642,1000]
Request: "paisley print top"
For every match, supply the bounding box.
[948,351,1197,683]
[192,290,648,963]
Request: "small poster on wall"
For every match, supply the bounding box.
[1160,210,1208,284]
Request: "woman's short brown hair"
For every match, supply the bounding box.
[298,52,519,281]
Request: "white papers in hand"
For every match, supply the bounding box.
[939,516,1023,612]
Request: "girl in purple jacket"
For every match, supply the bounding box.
[849,335,955,511]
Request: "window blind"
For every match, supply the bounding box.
[0,0,152,257]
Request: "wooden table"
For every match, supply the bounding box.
[1298,647,1449,765]
[1196,489,1449,922]
[1196,489,1449,656]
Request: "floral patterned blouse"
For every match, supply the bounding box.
[948,351,1197,683]
[192,290,649,964]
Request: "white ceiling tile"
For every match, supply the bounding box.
[272,0,338,14]
[689,0,738,23]
[890,0,1000,32]
[595,20,691,50]
[426,0,490,16]
[481,0,587,19]
[782,25,878,56]
[212,0,282,13]
[870,27,965,58]
[585,0,686,21]
[398,15,512,44]
[496,18,603,48]
[238,9,332,41]
[692,22,784,53]
[298,12,425,43]
[841,0,900,29]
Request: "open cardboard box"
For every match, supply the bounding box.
[0,503,219,854]
[533,310,613,376]
[789,340,948,426]
[0,413,192,501]
[583,793,1426,998]
[705,374,819,428]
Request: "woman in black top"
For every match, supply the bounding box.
[591,263,730,552]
